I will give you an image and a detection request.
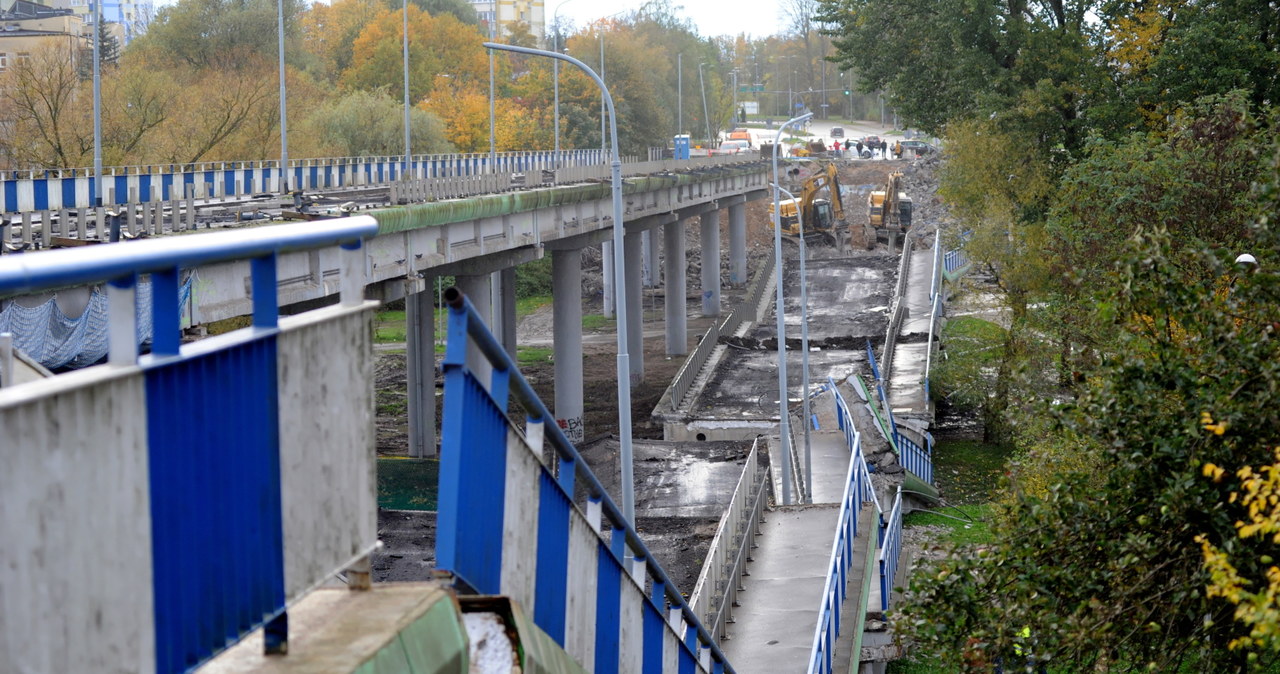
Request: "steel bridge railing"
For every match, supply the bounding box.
[0,218,379,673]
[438,287,736,674]
[808,378,883,674]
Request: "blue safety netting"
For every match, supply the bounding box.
[0,276,193,371]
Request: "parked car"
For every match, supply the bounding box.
[717,140,751,155]
[830,126,845,138]
[899,140,936,156]
[862,135,883,151]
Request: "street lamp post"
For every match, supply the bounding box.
[92,0,101,206]
[771,111,812,506]
[485,41,637,524]
[698,62,712,145]
[551,0,579,167]
[277,0,288,193]
[403,0,410,176]
[773,183,814,502]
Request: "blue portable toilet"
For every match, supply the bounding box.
[673,134,691,160]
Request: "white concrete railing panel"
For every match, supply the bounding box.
[0,367,156,674]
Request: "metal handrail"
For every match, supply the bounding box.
[443,288,736,673]
[0,217,377,297]
[878,486,904,612]
[688,438,765,641]
[809,376,882,674]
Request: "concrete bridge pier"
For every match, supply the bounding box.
[456,273,494,386]
[624,229,644,384]
[551,248,585,443]
[701,209,721,316]
[728,198,747,286]
[602,241,614,318]
[642,229,659,287]
[664,217,688,356]
[496,267,517,358]
[406,281,436,458]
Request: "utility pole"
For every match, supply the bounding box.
[677,53,682,135]
[277,0,288,193]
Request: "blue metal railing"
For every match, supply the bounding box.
[866,340,933,486]
[0,219,378,673]
[808,379,882,674]
[0,150,610,212]
[878,486,904,612]
[437,288,735,673]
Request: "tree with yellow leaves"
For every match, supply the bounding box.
[1200,449,1280,653]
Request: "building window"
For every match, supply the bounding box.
[0,53,7,72]
[16,52,30,65]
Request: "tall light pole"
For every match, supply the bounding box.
[485,41,636,524]
[770,111,812,506]
[773,183,813,502]
[677,53,682,135]
[551,0,579,167]
[92,0,101,206]
[731,70,738,124]
[402,0,410,177]
[278,0,288,193]
[698,62,712,145]
[488,13,496,164]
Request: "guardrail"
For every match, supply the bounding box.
[669,249,776,411]
[878,486,905,612]
[808,378,882,674]
[0,219,379,673]
[880,233,914,382]
[438,288,735,673]
[0,150,609,213]
[688,439,769,642]
[866,342,933,486]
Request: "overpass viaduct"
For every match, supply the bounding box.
[2,154,770,451]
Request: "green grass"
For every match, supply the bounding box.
[516,294,552,317]
[582,313,614,331]
[377,458,438,511]
[942,316,1007,363]
[903,504,994,547]
[517,346,553,366]
[934,439,1015,504]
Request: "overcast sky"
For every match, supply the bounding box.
[555,0,789,39]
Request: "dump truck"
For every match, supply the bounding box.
[867,172,913,251]
[769,162,846,246]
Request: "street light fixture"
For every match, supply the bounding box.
[484,41,637,524]
[773,182,814,502]
[771,111,812,506]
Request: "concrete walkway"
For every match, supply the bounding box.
[886,247,936,416]
[727,431,864,673]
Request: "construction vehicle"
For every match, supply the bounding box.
[867,172,913,251]
[769,162,846,246]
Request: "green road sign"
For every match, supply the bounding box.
[738,85,765,93]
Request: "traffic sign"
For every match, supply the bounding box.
[737,85,765,93]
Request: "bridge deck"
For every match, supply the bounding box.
[887,248,936,416]
[726,431,862,673]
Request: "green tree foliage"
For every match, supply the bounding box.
[300,88,451,156]
[136,0,307,70]
[899,170,1280,672]
[77,22,121,79]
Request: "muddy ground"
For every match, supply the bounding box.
[373,157,935,592]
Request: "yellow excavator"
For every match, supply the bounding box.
[867,172,913,250]
[770,162,846,246]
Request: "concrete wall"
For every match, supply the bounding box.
[0,302,378,672]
